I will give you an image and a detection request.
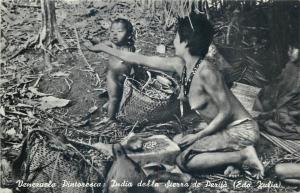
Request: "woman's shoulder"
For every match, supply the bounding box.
[201,58,220,71]
[198,58,222,80]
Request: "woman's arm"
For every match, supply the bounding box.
[178,62,232,148]
[85,42,184,74]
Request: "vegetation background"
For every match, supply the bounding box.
[1,0,299,192]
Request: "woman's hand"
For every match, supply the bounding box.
[178,134,199,148]
[103,40,116,48]
[82,41,109,53]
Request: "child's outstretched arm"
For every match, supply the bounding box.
[84,42,185,75]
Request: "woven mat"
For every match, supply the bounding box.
[261,131,300,158]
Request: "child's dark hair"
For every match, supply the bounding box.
[112,18,135,47]
[177,14,214,57]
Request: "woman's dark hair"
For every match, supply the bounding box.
[177,14,214,57]
[111,18,135,47]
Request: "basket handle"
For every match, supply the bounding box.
[141,71,152,91]
[119,78,133,113]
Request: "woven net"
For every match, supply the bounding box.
[117,70,180,125]
[13,130,112,193]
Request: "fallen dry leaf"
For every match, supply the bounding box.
[0,188,13,193]
[0,159,11,176]
[0,78,9,86]
[37,96,70,110]
[26,110,35,118]
[28,87,51,97]
[88,106,98,114]
[0,106,6,117]
[16,103,33,108]
[51,71,70,77]
[5,128,16,138]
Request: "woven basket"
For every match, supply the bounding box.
[13,130,112,193]
[117,70,180,125]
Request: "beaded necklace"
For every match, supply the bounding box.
[180,57,203,97]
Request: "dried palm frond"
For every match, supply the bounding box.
[261,132,300,159]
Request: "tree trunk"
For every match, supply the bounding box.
[39,0,67,67]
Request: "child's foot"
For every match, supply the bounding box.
[224,165,240,178]
[241,146,264,179]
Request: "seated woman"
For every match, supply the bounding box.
[86,13,264,179]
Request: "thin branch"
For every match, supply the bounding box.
[73,27,93,71]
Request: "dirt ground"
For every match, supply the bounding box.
[1,0,299,193]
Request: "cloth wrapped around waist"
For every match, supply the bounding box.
[176,118,259,171]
